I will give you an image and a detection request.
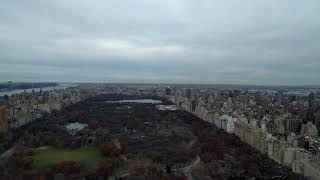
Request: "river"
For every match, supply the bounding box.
[0,83,78,97]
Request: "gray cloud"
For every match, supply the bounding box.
[0,0,319,85]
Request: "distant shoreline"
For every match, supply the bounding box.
[0,82,58,92]
[0,83,77,97]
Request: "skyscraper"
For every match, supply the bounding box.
[186,89,192,99]
[309,92,316,109]
[7,81,13,90]
[165,87,171,95]
[0,105,9,132]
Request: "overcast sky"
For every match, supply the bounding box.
[0,0,319,85]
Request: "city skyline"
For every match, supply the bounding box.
[1,0,320,85]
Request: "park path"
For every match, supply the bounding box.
[179,156,201,180]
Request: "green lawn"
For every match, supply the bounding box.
[30,147,104,168]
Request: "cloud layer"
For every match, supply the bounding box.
[1,0,319,85]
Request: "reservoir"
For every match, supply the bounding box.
[106,99,162,104]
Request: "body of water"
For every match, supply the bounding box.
[106,99,162,104]
[284,91,312,96]
[0,83,77,97]
[66,122,88,135]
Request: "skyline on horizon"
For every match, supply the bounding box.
[2,81,320,88]
[1,0,319,85]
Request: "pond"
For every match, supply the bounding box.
[157,105,178,111]
[106,99,162,104]
[65,122,88,135]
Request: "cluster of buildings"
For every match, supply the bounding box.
[165,88,320,179]
[0,86,100,133]
[2,82,320,178]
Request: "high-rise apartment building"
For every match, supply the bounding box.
[0,105,9,132]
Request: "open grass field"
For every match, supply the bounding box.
[30,147,104,168]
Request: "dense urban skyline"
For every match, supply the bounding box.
[1,0,319,85]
